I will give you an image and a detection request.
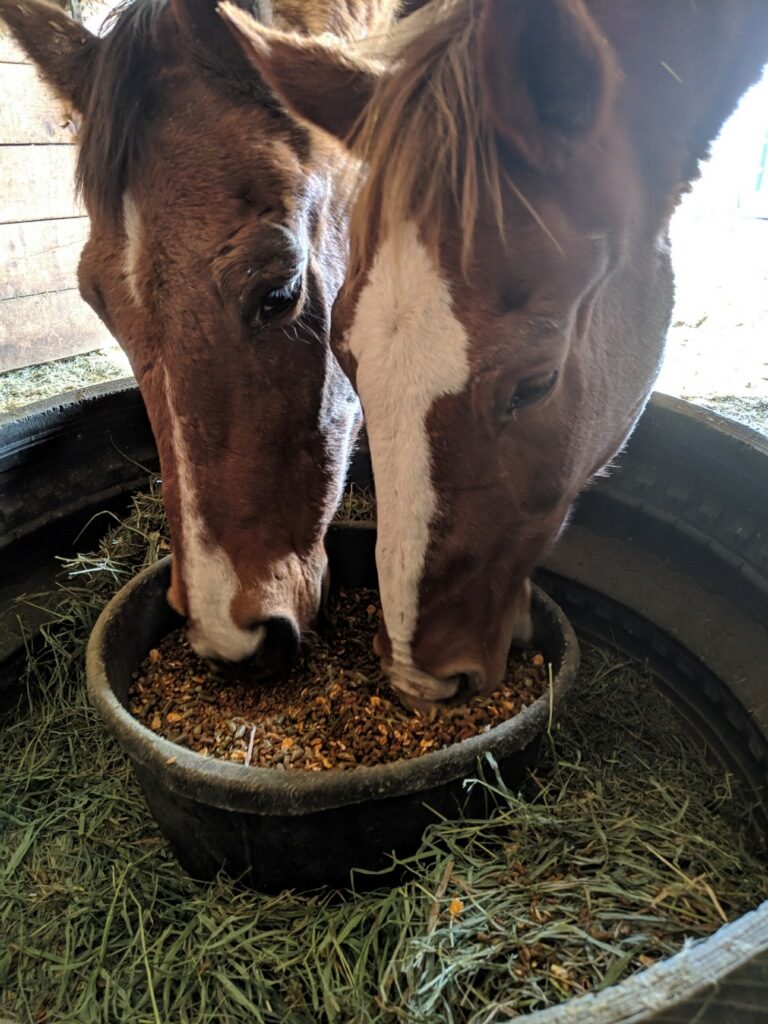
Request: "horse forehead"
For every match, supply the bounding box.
[348,224,471,396]
[116,137,311,307]
[150,123,305,209]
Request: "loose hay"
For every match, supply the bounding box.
[1,482,767,1023]
[0,348,132,416]
[334,483,377,522]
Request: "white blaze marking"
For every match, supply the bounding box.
[347,223,470,669]
[163,364,266,661]
[122,193,143,305]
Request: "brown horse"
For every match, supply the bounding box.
[1,0,397,668]
[225,0,768,702]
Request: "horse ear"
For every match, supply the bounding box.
[478,0,617,173]
[0,0,98,111]
[219,1,382,143]
[172,0,272,78]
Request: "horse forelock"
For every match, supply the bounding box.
[75,0,298,226]
[76,0,172,224]
[344,0,630,287]
[347,0,504,285]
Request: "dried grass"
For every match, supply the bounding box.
[1,481,766,1023]
[0,348,132,417]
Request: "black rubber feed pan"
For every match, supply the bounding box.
[86,550,579,892]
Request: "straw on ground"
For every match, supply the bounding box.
[1,483,766,1023]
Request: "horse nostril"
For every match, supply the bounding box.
[243,620,268,643]
[443,671,483,698]
[245,616,300,665]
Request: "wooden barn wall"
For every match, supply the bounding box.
[0,25,110,374]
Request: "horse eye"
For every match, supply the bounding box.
[260,277,302,323]
[241,275,302,328]
[504,369,559,417]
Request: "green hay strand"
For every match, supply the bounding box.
[334,483,377,523]
[1,483,767,1023]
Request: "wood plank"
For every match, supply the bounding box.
[0,63,78,144]
[1,217,89,299]
[0,289,110,372]
[0,146,82,224]
[0,25,28,64]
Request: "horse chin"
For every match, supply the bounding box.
[507,607,534,649]
[166,588,185,618]
[505,578,534,649]
[384,663,462,710]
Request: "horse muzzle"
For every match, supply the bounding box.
[385,662,488,711]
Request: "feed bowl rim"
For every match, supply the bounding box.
[86,555,580,815]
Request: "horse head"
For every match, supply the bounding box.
[1,0,397,670]
[225,0,768,702]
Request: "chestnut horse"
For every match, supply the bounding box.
[1,0,397,669]
[225,0,768,702]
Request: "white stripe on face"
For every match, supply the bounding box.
[122,193,143,305]
[163,364,267,662]
[347,223,470,678]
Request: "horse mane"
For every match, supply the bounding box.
[76,0,278,224]
[347,0,503,281]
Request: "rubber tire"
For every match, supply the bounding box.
[531,394,768,1023]
[541,395,768,793]
[555,394,768,715]
[0,377,155,552]
[0,379,156,685]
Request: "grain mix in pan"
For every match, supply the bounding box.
[128,588,548,769]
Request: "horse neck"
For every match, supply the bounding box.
[593,0,768,203]
[275,0,400,40]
